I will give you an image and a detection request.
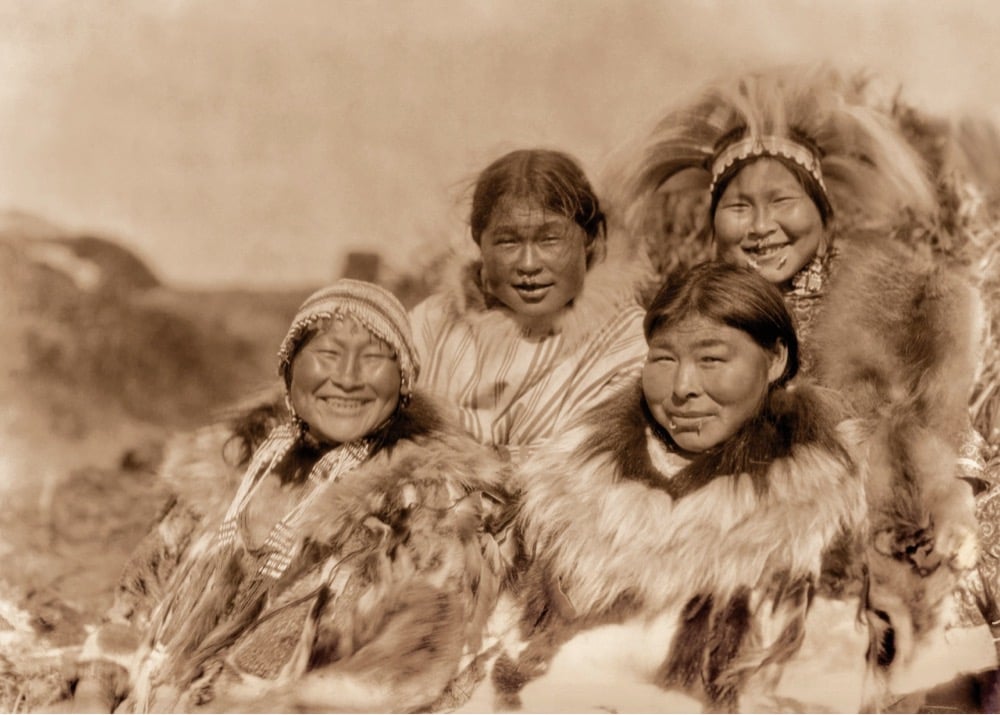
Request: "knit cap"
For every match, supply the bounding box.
[277,279,419,396]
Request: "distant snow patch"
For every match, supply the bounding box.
[24,243,102,292]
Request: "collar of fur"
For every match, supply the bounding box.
[432,232,652,352]
[158,390,510,527]
[519,379,863,617]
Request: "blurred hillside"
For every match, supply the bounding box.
[0,216,317,708]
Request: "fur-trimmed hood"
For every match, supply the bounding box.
[519,379,864,618]
[427,228,653,354]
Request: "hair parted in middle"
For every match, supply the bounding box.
[617,65,938,273]
[470,148,607,263]
[644,261,800,387]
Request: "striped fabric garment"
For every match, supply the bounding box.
[410,293,647,459]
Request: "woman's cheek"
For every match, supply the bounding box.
[700,366,743,405]
[712,213,746,250]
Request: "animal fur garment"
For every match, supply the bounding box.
[490,379,865,712]
[76,391,516,713]
[809,236,984,691]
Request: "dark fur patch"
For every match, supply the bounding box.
[221,390,446,482]
[704,589,752,709]
[656,593,715,692]
[495,563,639,707]
[581,379,852,500]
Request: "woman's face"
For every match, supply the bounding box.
[642,315,787,454]
[479,199,589,321]
[289,316,401,445]
[712,158,827,286]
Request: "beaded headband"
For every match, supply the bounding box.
[708,135,828,197]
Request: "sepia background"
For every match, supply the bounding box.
[2,0,1000,709]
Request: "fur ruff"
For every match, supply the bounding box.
[431,230,652,354]
[518,380,862,619]
[491,380,864,709]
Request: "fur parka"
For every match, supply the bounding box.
[76,391,515,713]
[487,379,866,713]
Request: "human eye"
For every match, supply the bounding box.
[361,349,392,363]
[647,349,676,363]
[772,194,799,206]
[490,231,519,246]
[698,353,726,365]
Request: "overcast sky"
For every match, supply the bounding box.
[1,0,998,288]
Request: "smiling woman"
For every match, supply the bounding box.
[69,279,515,713]
[485,262,874,712]
[641,263,793,454]
[410,149,650,463]
[285,315,402,444]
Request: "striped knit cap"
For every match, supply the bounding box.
[277,279,419,396]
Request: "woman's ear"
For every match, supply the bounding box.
[586,232,607,268]
[767,340,789,383]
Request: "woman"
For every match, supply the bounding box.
[617,67,992,690]
[484,263,868,712]
[410,149,650,462]
[71,280,514,713]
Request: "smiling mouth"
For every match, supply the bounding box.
[317,396,371,411]
[513,283,553,301]
[743,240,788,259]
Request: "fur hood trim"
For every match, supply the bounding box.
[156,390,506,528]
[519,379,864,617]
[432,230,652,353]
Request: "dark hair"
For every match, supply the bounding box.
[708,128,833,225]
[644,262,799,386]
[469,149,606,247]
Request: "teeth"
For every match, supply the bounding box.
[320,397,365,409]
[748,243,786,257]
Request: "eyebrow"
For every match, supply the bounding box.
[650,337,730,350]
[489,219,568,233]
[692,338,730,348]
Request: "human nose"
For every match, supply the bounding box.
[330,353,363,389]
[671,361,701,401]
[749,205,776,238]
[515,243,542,274]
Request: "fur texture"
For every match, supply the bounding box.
[495,380,863,710]
[84,391,516,713]
[810,237,984,688]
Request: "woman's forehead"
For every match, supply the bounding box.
[308,314,392,349]
[487,197,571,229]
[727,157,804,191]
[648,316,748,346]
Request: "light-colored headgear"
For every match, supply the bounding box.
[708,134,827,198]
[277,279,419,397]
[617,66,938,248]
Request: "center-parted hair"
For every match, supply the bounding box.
[644,262,799,386]
[469,149,606,249]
